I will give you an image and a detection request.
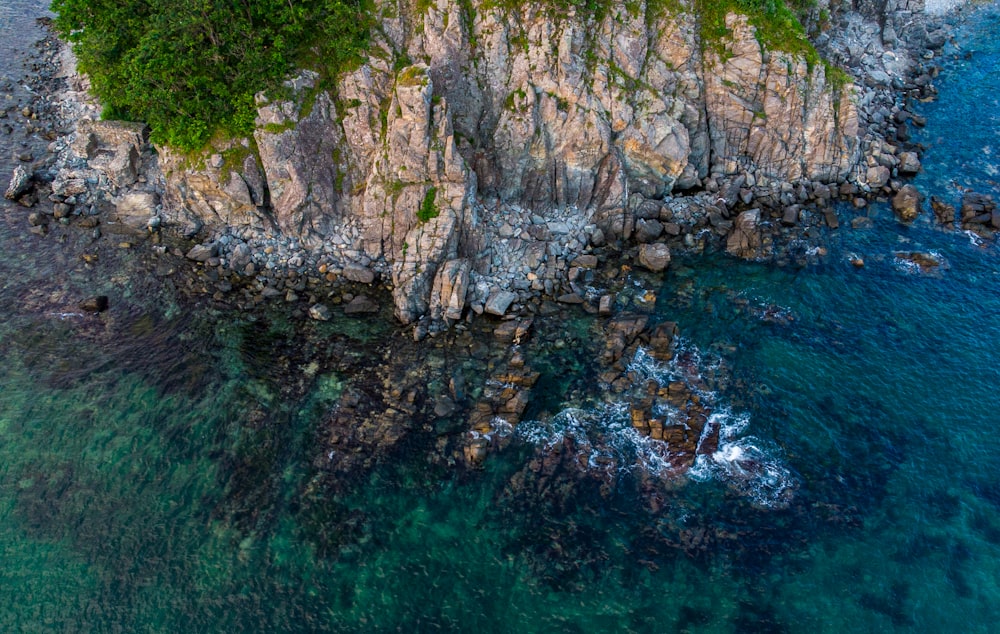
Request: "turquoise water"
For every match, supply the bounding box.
[3,3,1000,632]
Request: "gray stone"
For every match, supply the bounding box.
[634,218,664,243]
[185,243,218,262]
[485,290,518,316]
[343,264,375,284]
[557,293,584,304]
[898,151,921,175]
[344,294,379,315]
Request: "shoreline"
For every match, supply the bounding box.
[2,0,997,492]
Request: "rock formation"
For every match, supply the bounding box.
[51,0,943,325]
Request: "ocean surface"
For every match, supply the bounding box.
[2,2,1000,631]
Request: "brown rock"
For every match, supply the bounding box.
[637,243,671,272]
[891,185,922,222]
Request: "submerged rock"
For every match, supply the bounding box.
[79,295,109,313]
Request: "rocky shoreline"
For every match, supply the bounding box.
[3,1,998,515]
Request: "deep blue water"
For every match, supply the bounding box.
[2,2,1000,632]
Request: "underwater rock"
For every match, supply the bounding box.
[79,295,108,312]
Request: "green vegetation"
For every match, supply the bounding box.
[417,186,439,223]
[52,0,844,152]
[52,0,372,150]
[695,0,819,66]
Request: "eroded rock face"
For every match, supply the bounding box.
[149,0,912,324]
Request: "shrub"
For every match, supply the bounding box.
[52,0,372,150]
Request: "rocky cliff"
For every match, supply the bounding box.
[59,0,945,328]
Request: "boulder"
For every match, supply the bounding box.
[485,290,518,316]
[4,165,31,200]
[891,184,922,222]
[344,295,379,315]
[898,152,921,175]
[343,264,375,284]
[308,304,332,321]
[866,165,890,189]
[113,191,159,231]
[637,243,671,272]
[429,259,470,322]
[185,242,217,262]
[726,210,763,259]
[634,218,664,243]
[107,144,140,189]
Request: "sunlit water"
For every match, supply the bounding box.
[3,2,1000,632]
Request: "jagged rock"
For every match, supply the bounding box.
[185,242,217,262]
[898,151,921,175]
[344,295,379,315]
[634,218,664,243]
[4,165,31,200]
[485,290,518,317]
[930,196,955,227]
[649,321,678,360]
[429,258,470,322]
[107,143,140,189]
[892,184,922,222]
[637,243,671,272]
[727,210,763,259]
[960,192,996,225]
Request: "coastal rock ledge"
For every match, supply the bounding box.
[51,0,946,326]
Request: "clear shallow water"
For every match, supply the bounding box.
[3,3,1000,632]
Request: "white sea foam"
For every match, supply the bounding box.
[47,311,84,320]
[517,344,796,507]
[688,409,796,509]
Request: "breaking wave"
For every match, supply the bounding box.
[516,342,797,508]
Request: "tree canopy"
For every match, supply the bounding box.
[52,0,372,150]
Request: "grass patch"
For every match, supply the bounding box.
[417,186,440,223]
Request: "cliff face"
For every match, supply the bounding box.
[150,0,927,325]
